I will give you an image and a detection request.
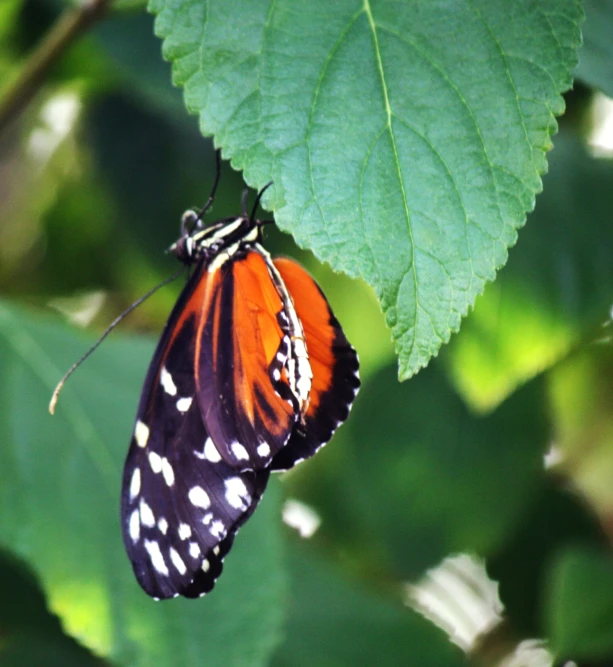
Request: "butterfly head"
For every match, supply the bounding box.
[169,213,261,266]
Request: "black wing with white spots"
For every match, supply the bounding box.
[121,260,270,599]
[121,236,360,599]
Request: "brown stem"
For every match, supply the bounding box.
[0,0,113,133]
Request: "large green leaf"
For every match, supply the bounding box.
[271,540,464,667]
[148,0,581,378]
[0,303,286,666]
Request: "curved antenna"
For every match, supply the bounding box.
[49,269,184,414]
[249,181,273,223]
[183,149,223,235]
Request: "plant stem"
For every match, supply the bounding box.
[0,0,113,133]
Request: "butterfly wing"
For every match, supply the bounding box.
[269,258,360,471]
[196,249,301,469]
[122,246,358,597]
[121,261,269,599]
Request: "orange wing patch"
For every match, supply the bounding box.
[195,251,298,468]
[270,257,360,472]
[231,252,296,434]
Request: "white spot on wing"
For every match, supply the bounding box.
[231,442,249,460]
[176,397,192,413]
[148,451,162,474]
[204,437,221,463]
[202,512,213,525]
[224,477,250,510]
[188,486,211,509]
[189,542,201,559]
[209,520,226,538]
[257,442,271,458]
[297,357,312,394]
[161,457,175,487]
[129,509,140,542]
[139,499,155,527]
[158,517,168,535]
[293,338,308,357]
[178,523,192,540]
[202,558,210,572]
[160,366,177,396]
[144,539,168,576]
[129,467,141,500]
[170,547,187,575]
[135,420,149,448]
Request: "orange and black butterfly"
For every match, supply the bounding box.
[121,155,360,599]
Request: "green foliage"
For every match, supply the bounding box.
[2,0,613,666]
[545,546,613,659]
[445,132,613,410]
[150,0,582,378]
[575,0,613,98]
[271,541,464,667]
[0,305,286,666]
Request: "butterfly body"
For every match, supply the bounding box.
[122,201,359,599]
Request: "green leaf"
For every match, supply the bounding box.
[548,340,613,520]
[0,303,286,666]
[287,362,549,581]
[0,551,105,667]
[545,546,613,660]
[574,0,613,97]
[93,11,185,117]
[148,0,582,378]
[445,131,613,411]
[488,483,608,639]
[271,540,464,667]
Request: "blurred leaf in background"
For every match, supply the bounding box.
[2,1,613,666]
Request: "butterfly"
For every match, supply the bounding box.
[121,159,360,599]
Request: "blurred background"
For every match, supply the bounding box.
[2,1,613,666]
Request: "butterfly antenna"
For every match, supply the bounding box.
[194,149,222,225]
[49,268,184,414]
[249,181,273,223]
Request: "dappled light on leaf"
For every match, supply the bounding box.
[446,132,613,411]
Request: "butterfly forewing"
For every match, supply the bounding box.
[196,250,300,469]
[121,261,270,599]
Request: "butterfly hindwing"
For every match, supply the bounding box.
[269,258,360,472]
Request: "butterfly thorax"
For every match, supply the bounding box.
[170,213,261,267]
